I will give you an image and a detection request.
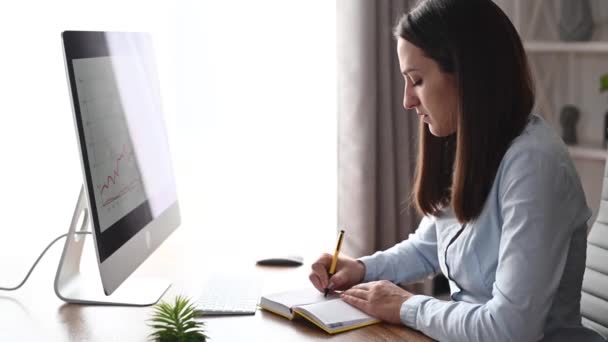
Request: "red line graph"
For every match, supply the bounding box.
[98,144,138,206]
[102,178,141,207]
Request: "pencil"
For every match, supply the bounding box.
[324,229,345,297]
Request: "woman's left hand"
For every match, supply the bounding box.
[341,280,414,324]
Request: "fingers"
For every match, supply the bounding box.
[309,272,323,292]
[341,292,368,311]
[317,253,334,265]
[343,288,369,300]
[327,266,353,291]
[310,263,328,290]
[309,253,333,291]
[340,282,376,318]
[327,270,345,290]
[342,281,408,325]
[350,283,371,291]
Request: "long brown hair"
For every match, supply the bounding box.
[395,0,535,223]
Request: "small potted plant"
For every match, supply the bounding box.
[148,295,208,342]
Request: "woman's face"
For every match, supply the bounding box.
[397,38,459,137]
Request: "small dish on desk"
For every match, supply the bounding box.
[256,254,304,267]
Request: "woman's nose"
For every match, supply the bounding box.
[403,92,420,110]
[403,81,420,110]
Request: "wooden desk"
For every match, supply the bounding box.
[0,226,434,341]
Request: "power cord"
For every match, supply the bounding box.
[0,231,91,291]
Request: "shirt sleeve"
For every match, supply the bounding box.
[358,215,440,284]
[399,148,590,342]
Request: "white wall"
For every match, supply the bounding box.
[174,0,337,260]
[0,0,175,280]
[0,0,336,280]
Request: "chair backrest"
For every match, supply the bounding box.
[581,161,608,339]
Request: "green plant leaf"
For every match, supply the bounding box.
[601,74,608,92]
[148,295,208,342]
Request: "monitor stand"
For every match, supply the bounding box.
[54,186,171,306]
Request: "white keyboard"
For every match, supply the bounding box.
[195,274,262,316]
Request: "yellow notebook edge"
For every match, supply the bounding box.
[293,308,381,335]
[260,302,381,335]
[259,304,295,320]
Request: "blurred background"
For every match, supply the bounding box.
[0,0,337,280]
[1,0,607,300]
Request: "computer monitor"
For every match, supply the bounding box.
[55,31,180,305]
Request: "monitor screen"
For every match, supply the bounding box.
[63,31,179,294]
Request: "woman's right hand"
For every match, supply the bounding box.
[309,253,366,293]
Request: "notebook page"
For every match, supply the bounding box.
[299,299,375,328]
[264,288,338,308]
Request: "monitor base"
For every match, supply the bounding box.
[54,186,171,306]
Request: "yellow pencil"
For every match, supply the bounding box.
[324,229,345,297]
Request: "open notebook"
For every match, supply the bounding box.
[259,288,380,334]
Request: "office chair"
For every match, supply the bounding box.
[581,160,608,341]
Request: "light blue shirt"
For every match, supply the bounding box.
[359,114,603,342]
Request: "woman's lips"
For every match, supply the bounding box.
[418,113,430,123]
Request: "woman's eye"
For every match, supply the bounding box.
[405,76,422,87]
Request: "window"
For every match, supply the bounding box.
[0,0,175,269]
[0,0,336,265]
[175,0,337,255]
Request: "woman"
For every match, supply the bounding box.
[309,0,605,341]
